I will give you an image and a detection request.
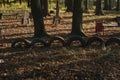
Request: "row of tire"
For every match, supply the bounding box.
[11,36,120,49]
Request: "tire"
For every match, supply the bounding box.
[66,35,87,48]
[87,36,104,48]
[30,38,47,48]
[48,36,65,47]
[105,37,120,47]
[11,38,30,48]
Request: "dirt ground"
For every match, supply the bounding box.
[0,11,120,80]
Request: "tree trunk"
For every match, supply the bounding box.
[111,0,116,9]
[108,0,112,10]
[41,0,49,17]
[116,0,120,11]
[65,0,74,12]
[31,0,48,38]
[104,0,109,10]
[71,0,85,36]
[84,0,89,13]
[95,0,104,15]
[19,0,22,4]
[27,0,31,7]
[3,0,5,6]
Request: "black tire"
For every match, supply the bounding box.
[87,36,104,48]
[48,36,65,47]
[30,38,47,48]
[11,38,30,48]
[105,37,120,47]
[66,35,87,48]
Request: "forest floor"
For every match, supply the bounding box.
[0,10,120,80]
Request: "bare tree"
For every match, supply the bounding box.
[116,0,120,11]
[95,0,104,15]
[104,0,109,10]
[84,0,89,13]
[41,0,49,17]
[71,0,85,36]
[65,0,74,12]
[31,0,48,38]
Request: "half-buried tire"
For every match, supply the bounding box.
[105,37,120,47]
[87,36,104,48]
[30,38,47,48]
[48,36,65,47]
[11,38,30,48]
[66,35,86,48]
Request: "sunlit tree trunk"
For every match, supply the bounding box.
[31,0,48,38]
[71,0,85,36]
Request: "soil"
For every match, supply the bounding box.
[0,10,120,80]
